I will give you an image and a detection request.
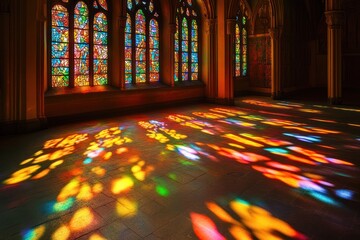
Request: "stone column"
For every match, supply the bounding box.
[269,27,282,99]
[325,10,344,104]
[118,16,127,90]
[225,18,236,103]
[0,0,10,122]
[205,18,217,100]
[36,0,46,122]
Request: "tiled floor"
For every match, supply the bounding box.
[1,97,360,240]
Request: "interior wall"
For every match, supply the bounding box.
[248,36,271,89]
[307,0,327,88]
[343,0,360,89]
[248,0,271,90]
[281,0,310,90]
[0,0,10,121]
[309,14,327,88]
[44,0,209,120]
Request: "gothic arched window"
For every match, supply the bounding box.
[235,12,247,77]
[125,0,160,84]
[49,0,109,88]
[174,0,200,82]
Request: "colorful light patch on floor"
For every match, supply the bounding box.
[191,197,308,240]
[0,98,359,239]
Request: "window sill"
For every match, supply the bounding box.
[174,80,204,87]
[124,82,170,91]
[45,81,205,97]
[45,85,119,97]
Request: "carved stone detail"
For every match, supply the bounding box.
[325,11,344,29]
[226,19,236,35]
[269,27,282,40]
[205,18,216,35]
[239,0,249,18]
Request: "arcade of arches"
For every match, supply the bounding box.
[0,0,359,131]
[0,0,359,239]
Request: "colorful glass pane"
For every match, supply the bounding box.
[93,13,108,85]
[235,24,241,77]
[182,18,188,41]
[242,28,247,76]
[51,5,69,87]
[191,41,197,52]
[149,37,159,48]
[135,10,146,83]
[191,20,198,81]
[50,0,109,88]
[149,0,154,12]
[174,18,179,82]
[127,0,132,10]
[74,1,89,86]
[149,19,159,82]
[98,0,108,10]
[126,0,160,84]
[176,0,200,82]
[191,20,198,39]
[242,28,247,45]
[182,17,189,81]
[125,14,132,84]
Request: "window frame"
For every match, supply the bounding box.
[174,0,201,83]
[47,0,111,89]
[125,0,161,85]
[234,11,248,78]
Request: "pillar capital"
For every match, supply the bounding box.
[269,27,282,40]
[205,18,216,35]
[325,0,342,12]
[226,18,236,35]
[325,11,344,29]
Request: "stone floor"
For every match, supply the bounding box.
[1,97,360,240]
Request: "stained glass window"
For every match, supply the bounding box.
[234,13,247,77]
[93,12,108,85]
[74,1,89,86]
[149,19,159,82]
[125,14,132,84]
[49,0,109,88]
[126,0,160,84]
[235,24,241,77]
[51,4,70,87]
[175,0,200,82]
[242,17,248,76]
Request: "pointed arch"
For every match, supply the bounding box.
[174,0,200,82]
[51,4,70,87]
[48,0,110,88]
[227,0,252,19]
[196,0,216,19]
[252,0,284,28]
[125,0,161,84]
[74,1,90,86]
